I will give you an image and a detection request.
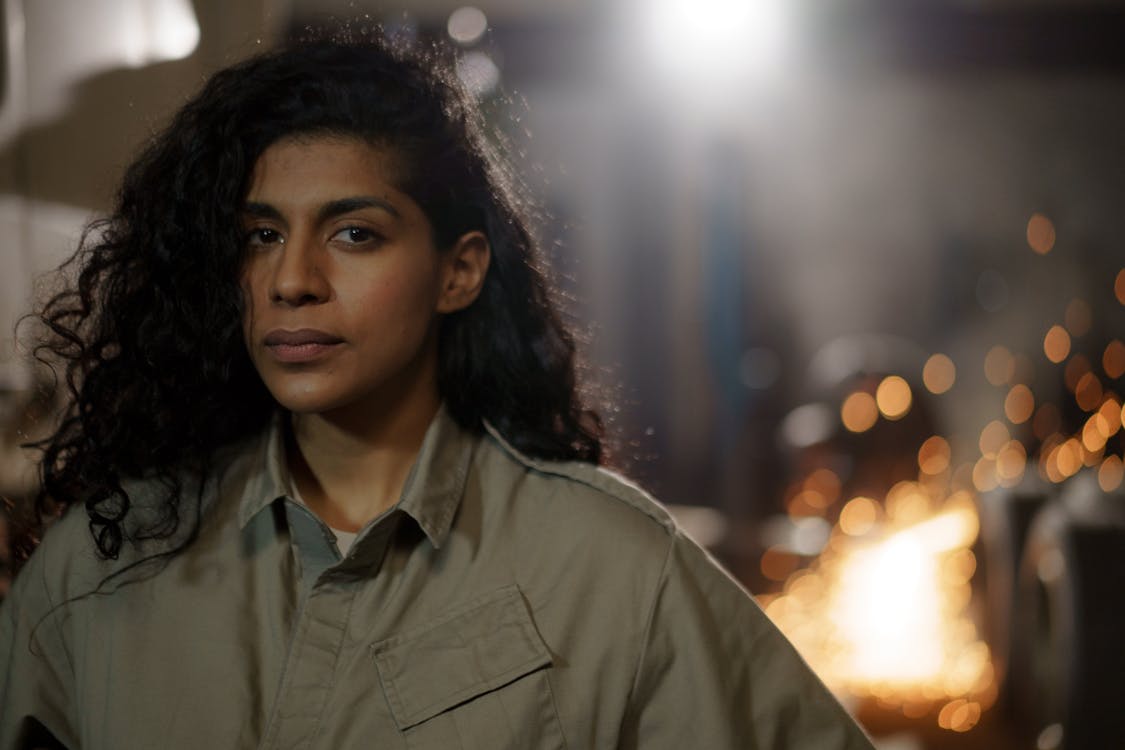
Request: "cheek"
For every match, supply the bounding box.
[350,268,440,327]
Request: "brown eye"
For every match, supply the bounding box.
[331,226,381,245]
[245,227,283,247]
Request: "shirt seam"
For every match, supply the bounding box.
[481,424,675,534]
[31,548,79,749]
[258,528,308,750]
[619,529,677,738]
[30,537,79,701]
[304,584,359,747]
[36,541,77,691]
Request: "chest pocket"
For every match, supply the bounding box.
[372,585,566,750]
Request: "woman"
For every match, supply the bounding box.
[0,38,872,749]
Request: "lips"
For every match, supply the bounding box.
[263,328,344,363]
[264,328,344,347]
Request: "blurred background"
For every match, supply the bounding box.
[2,0,1125,747]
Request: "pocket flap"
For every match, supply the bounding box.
[372,584,552,730]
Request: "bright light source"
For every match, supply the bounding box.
[832,535,946,682]
[455,52,500,98]
[448,7,488,46]
[643,0,792,86]
[149,0,200,61]
[122,0,200,66]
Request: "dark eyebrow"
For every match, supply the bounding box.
[241,197,402,224]
[242,202,284,222]
[317,196,401,222]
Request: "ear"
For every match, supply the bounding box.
[436,230,491,313]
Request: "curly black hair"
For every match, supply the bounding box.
[27,36,604,562]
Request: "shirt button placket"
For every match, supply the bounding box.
[267,580,356,749]
[262,516,397,750]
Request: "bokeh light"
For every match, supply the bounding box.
[1055,438,1083,478]
[1026,213,1056,255]
[447,6,488,45]
[1082,416,1108,453]
[973,457,998,492]
[1033,403,1062,440]
[642,0,792,86]
[839,496,879,536]
[876,375,912,420]
[1100,456,1124,492]
[455,51,501,97]
[919,436,952,475]
[996,441,1027,485]
[796,488,830,510]
[1064,354,1092,392]
[938,698,983,732]
[1098,398,1122,437]
[1116,269,1125,305]
[984,345,1015,386]
[1043,325,1071,364]
[806,468,842,505]
[841,391,879,433]
[1103,340,1125,379]
[979,420,1010,459]
[942,548,977,586]
[761,546,801,582]
[886,481,932,525]
[142,0,201,63]
[1075,372,1103,412]
[787,489,827,518]
[923,353,957,394]
[1004,384,1035,424]
[1042,439,1066,484]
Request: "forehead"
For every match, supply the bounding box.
[245,135,405,205]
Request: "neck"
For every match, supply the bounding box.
[286,379,441,533]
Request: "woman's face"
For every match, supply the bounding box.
[240,135,465,417]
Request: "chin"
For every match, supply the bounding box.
[265,380,349,415]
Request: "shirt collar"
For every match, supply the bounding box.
[236,404,474,549]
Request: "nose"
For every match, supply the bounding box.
[270,234,330,307]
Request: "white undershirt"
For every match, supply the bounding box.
[330,526,358,557]
[289,483,359,557]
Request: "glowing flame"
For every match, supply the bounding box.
[760,231,1125,736]
[764,487,994,730]
[828,506,979,685]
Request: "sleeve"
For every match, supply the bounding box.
[0,546,78,750]
[619,531,874,750]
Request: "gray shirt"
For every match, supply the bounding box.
[1,406,874,749]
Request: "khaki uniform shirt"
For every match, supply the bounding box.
[1,407,873,749]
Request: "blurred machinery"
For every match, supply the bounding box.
[760,321,1125,747]
[983,472,1125,748]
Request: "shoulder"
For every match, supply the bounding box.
[471,424,763,616]
[466,422,749,619]
[476,421,679,542]
[9,502,102,611]
[13,453,239,605]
